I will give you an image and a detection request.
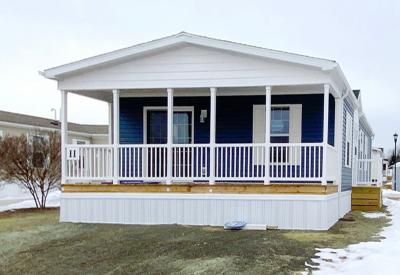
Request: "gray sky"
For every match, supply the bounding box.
[1,0,399,153]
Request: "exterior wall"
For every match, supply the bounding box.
[92,135,109,144]
[60,192,340,230]
[120,94,335,145]
[0,124,107,144]
[59,44,330,91]
[359,121,372,159]
[341,99,354,191]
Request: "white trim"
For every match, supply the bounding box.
[143,106,195,145]
[345,110,353,168]
[61,90,68,184]
[112,89,120,184]
[209,87,217,184]
[42,32,336,80]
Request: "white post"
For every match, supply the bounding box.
[209,87,217,185]
[108,102,113,144]
[322,84,330,185]
[60,90,68,184]
[264,86,271,184]
[112,89,120,184]
[166,88,174,184]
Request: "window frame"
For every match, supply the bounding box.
[345,110,353,168]
[270,105,290,143]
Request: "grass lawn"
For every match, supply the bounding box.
[0,208,389,274]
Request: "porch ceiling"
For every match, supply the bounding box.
[70,84,326,103]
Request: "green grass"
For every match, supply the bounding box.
[0,208,389,275]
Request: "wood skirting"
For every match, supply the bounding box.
[351,186,382,211]
[62,183,338,195]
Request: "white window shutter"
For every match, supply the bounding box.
[289,104,302,143]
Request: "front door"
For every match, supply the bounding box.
[146,109,193,177]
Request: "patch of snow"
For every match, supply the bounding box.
[0,190,60,212]
[309,189,400,274]
[362,212,386,219]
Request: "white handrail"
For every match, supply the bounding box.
[64,143,338,184]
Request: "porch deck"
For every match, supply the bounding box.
[62,183,338,195]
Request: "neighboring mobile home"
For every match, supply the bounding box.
[41,32,377,230]
[0,110,109,144]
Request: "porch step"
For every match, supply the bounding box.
[351,186,382,211]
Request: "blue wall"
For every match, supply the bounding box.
[341,99,354,191]
[120,94,336,145]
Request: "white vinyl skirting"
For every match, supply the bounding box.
[60,192,351,230]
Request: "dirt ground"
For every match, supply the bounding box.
[0,208,389,274]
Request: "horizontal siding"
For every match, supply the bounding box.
[120,94,335,145]
[59,44,328,90]
[341,99,354,191]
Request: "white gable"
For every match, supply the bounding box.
[58,44,330,90]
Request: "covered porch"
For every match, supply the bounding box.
[61,84,341,187]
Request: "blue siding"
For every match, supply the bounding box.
[341,99,354,191]
[120,94,336,145]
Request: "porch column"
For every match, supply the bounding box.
[209,87,217,185]
[108,102,113,144]
[322,84,330,185]
[166,88,174,184]
[60,90,68,184]
[112,89,120,184]
[264,86,271,185]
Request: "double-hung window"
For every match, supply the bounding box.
[345,111,353,168]
[270,107,290,143]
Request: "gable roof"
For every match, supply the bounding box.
[41,32,338,80]
[0,110,107,135]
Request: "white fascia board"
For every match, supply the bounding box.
[41,32,336,80]
[359,113,375,137]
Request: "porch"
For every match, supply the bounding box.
[61,85,341,186]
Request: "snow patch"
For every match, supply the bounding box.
[0,189,60,212]
[362,212,386,219]
[309,189,400,274]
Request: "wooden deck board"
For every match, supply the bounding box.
[62,183,338,195]
[351,186,382,211]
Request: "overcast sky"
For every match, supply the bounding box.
[1,0,399,153]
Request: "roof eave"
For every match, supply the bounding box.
[40,32,337,80]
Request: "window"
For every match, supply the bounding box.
[73,139,89,145]
[31,135,46,168]
[270,107,289,143]
[345,111,353,168]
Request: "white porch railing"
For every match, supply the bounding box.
[65,145,113,181]
[65,143,338,183]
[354,158,383,186]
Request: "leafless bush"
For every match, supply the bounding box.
[0,132,61,208]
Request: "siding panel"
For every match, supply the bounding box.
[120,94,335,145]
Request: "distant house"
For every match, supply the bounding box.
[0,110,108,144]
[41,32,379,230]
